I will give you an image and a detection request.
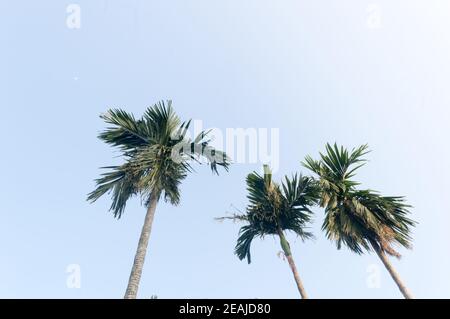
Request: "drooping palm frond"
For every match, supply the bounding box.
[88,100,230,218]
[87,163,142,218]
[303,143,416,257]
[221,165,318,263]
[235,225,261,264]
[350,190,415,255]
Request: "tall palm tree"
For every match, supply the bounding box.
[88,100,230,299]
[219,165,318,298]
[303,143,416,299]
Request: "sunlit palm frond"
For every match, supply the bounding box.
[351,189,415,256]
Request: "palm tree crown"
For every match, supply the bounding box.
[303,143,416,257]
[228,165,318,263]
[88,100,230,218]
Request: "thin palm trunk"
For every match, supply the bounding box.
[375,248,413,299]
[277,227,308,299]
[124,192,158,299]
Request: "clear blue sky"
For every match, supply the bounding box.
[1,0,450,298]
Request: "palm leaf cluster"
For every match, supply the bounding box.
[303,143,415,257]
[88,100,230,218]
[227,165,319,263]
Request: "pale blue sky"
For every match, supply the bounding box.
[1,0,450,298]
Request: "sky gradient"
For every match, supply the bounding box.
[1,0,450,298]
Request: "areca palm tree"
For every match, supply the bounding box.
[303,143,416,299]
[88,100,230,299]
[219,165,318,298]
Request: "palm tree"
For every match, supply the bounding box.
[88,100,230,299]
[219,165,318,298]
[303,143,416,299]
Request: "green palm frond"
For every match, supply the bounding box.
[88,100,230,218]
[87,163,141,218]
[282,174,319,210]
[303,143,369,191]
[142,100,180,145]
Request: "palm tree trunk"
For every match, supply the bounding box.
[375,248,414,299]
[124,192,158,299]
[277,227,308,299]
